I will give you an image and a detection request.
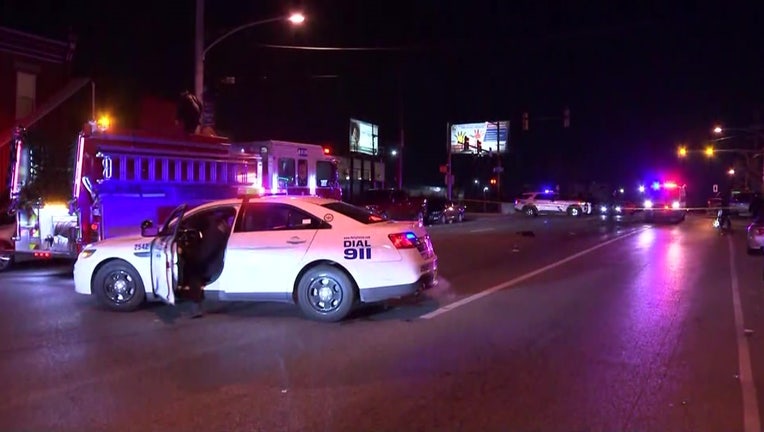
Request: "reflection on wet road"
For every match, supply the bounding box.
[0,214,762,431]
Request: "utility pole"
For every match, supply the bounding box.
[495,121,502,200]
[194,0,205,101]
[754,110,763,193]
[397,70,404,189]
[446,122,453,200]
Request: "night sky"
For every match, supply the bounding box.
[3,0,764,199]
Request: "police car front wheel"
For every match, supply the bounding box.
[93,260,146,312]
[296,265,355,322]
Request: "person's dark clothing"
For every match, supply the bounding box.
[183,215,229,305]
[750,195,763,220]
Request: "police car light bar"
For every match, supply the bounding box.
[237,186,266,197]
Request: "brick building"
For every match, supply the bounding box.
[0,26,80,199]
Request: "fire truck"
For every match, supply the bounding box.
[0,123,340,271]
[640,180,688,223]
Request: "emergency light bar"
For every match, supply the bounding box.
[237,186,266,197]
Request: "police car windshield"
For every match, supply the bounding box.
[321,202,387,224]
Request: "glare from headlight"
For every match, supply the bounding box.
[644,200,653,208]
[615,206,622,212]
[600,205,608,213]
[672,201,680,209]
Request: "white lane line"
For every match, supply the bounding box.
[728,236,761,432]
[469,228,495,233]
[422,227,649,319]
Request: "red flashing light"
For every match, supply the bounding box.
[90,223,99,232]
[663,182,678,189]
[388,232,418,249]
[323,147,331,155]
[33,252,52,259]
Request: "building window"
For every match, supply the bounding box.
[297,159,308,187]
[15,71,36,120]
[278,157,296,187]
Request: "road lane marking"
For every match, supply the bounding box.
[728,236,761,432]
[422,227,650,319]
[469,228,495,233]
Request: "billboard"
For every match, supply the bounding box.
[349,118,378,156]
[450,121,509,154]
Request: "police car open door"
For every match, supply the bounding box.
[150,204,187,305]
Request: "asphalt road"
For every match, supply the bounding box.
[1,213,763,431]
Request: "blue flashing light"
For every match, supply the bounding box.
[405,232,417,241]
[651,181,661,190]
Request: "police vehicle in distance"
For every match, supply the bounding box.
[514,190,592,217]
[73,193,438,322]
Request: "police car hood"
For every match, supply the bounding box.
[89,233,151,251]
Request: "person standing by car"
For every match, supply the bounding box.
[749,192,763,220]
[181,212,230,318]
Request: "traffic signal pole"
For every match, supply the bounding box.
[495,120,502,200]
[446,122,453,200]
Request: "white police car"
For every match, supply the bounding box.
[73,195,438,322]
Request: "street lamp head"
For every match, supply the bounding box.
[391,149,398,156]
[288,13,306,24]
[728,168,735,176]
[713,126,723,134]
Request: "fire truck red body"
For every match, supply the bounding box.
[1,123,341,270]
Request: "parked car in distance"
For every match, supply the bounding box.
[425,197,465,224]
[355,188,428,223]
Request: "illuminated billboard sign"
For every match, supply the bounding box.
[450,121,509,154]
[349,118,378,156]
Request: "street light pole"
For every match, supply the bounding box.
[193,1,304,101]
[714,125,764,192]
[194,0,205,100]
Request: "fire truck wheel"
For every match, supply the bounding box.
[93,260,146,312]
[0,254,12,272]
[295,264,356,322]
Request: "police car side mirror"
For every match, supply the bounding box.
[140,219,158,237]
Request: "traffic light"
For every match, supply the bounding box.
[705,146,714,157]
[522,112,529,131]
[563,107,570,128]
[490,178,497,185]
[678,146,687,157]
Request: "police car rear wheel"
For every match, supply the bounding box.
[93,261,145,312]
[297,265,355,322]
